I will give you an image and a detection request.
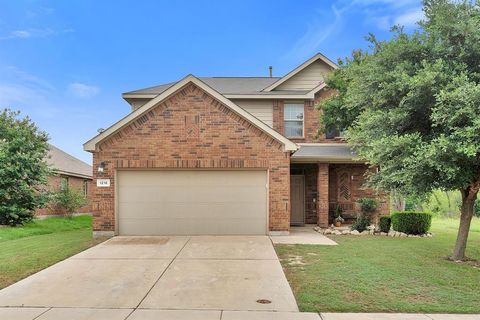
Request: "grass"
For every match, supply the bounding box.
[0,215,103,289]
[275,218,480,314]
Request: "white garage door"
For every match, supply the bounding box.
[117,170,268,235]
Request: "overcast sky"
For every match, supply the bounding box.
[0,0,423,163]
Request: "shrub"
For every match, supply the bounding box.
[357,198,378,217]
[351,216,370,232]
[391,211,432,235]
[50,186,87,217]
[379,216,391,233]
[475,199,480,218]
[0,109,50,226]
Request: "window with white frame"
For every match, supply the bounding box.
[284,103,304,138]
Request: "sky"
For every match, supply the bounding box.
[0,0,423,164]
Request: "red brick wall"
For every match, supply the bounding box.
[92,82,291,233]
[317,163,329,227]
[271,89,344,143]
[36,175,92,216]
[328,164,390,223]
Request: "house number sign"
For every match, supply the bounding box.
[97,179,111,187]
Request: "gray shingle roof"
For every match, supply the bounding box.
[46,144,92,179]
[123,77,311,96]
[292,144,360,162]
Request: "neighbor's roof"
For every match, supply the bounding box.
[46,144,92,179]
[291,144,362,163]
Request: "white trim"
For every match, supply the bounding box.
[84,75,298,152]
[283,102,305,139]
[263,53,338,92]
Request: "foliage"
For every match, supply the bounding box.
[351,216,371,232]
[379,216,392,233]
[0,109,50,226]
[475,199,480,217]
[50,186,87,217]
[334,205,344,223]
[357,198,378,216]
[391,211,432,234]
[423,190,462,218]
[317,0,480,260]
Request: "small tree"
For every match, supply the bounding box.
[0,109,50,225]
[319,0,480,260]
[50,186,87,217]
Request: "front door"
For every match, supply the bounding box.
[290,175,305,226]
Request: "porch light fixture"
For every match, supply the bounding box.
[97,161,106,173]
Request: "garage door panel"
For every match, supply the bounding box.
[118,203,265,220]
[117,170,267,235]
[118,185,266,203]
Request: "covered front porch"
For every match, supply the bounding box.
[290,144,389,227]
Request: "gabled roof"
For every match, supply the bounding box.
[84,75,298,152]
[121,52,336,100]
[262,53,338,92]
[46,144,92,179]
[123,77,280,96]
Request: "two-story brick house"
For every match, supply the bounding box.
[84,53,388,237]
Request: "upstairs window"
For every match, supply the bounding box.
[284,103,304,138]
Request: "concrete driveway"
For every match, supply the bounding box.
[0,236,320,319]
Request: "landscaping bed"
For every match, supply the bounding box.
[275,218,480,313]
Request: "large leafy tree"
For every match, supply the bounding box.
[319,0,480,261]
[0,109,50,225]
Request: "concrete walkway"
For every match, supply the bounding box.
[270,226,337,245]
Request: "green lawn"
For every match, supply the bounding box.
[0,215,102,289]
[275,218,480,314]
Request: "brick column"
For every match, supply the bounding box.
[317,163,329,227]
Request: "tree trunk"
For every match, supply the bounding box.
[450,187,478,261]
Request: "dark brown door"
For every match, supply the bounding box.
[290,175,305,226]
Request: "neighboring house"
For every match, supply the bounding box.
[84,53,388,237]
[36,144,93,216]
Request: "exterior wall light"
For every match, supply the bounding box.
[97,161,106,173]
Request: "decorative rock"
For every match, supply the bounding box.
[324,229,331,235]
[314,226,320,232]
[351,230,360,235]
[399,232,407,237]
[333,230,342,235]
[341,230,351,235]
[380,232,387,236]
[360,230,369,236]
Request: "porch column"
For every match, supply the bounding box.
[317,163,329,227]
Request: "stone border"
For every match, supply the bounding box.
[314,226,433,238]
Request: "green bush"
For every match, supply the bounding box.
[475,199,480,218]
[50,186,87,217]
[351,216,370,232]
[391,211,432,235]
[357,198,378,217]
[379,216,391,233]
